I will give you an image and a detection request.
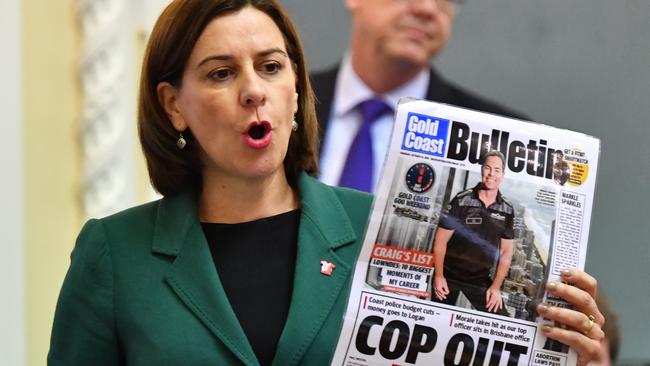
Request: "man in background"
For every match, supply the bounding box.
[312,0,527,192]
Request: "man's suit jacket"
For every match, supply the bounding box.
[49,172,372,366]
[311,65,529,149]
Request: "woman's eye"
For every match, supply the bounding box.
[209,68,232,81]
[262,62,282,74]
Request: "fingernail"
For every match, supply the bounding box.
[538,304,550,313]
[561,269,573,277]
[547,281,558,291]
[542,325,552,333]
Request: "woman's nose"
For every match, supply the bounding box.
[239,70,266,108]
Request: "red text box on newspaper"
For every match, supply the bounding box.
[370,244,434,267]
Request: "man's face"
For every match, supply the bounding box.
[347,0,455,67]
[481,155,504,191]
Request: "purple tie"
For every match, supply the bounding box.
[338,98,392,192]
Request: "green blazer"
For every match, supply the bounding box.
[49,173,372,366]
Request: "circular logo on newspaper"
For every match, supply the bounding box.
[405,163,435,193]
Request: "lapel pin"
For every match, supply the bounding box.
[320,260,335,276]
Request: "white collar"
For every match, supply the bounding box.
[333,53,430,117]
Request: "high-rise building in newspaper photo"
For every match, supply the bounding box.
[331,99,600,366]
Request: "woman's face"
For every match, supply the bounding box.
[160,6,298,182]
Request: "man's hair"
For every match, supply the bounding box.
[482,150,506,171]
[138,0,319,196]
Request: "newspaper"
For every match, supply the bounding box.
[331,99,600,366]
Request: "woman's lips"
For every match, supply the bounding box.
[244,120,272,149]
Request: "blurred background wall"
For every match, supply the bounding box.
[1,0,25,365]
[0,0,163,364]
[1,1,82,365]
[1,0,647,364]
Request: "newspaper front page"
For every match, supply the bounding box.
[331,99,600,366]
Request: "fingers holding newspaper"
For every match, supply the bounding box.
[537,268,605,365]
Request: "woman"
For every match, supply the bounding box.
[49,0,605,365]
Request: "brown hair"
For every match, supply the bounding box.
[138,0,319,196]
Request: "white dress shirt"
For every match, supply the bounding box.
[319,54,430,192]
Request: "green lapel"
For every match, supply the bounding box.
[152,190,259,366]
[272,173,358,366]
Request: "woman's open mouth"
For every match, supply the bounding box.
[244,120,272,149]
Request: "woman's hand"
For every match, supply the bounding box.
[536,269,605,366]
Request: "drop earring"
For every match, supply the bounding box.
[176,133,187,149]
[292,119,298,132]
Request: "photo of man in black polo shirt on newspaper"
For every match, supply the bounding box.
[433,151,515,316]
